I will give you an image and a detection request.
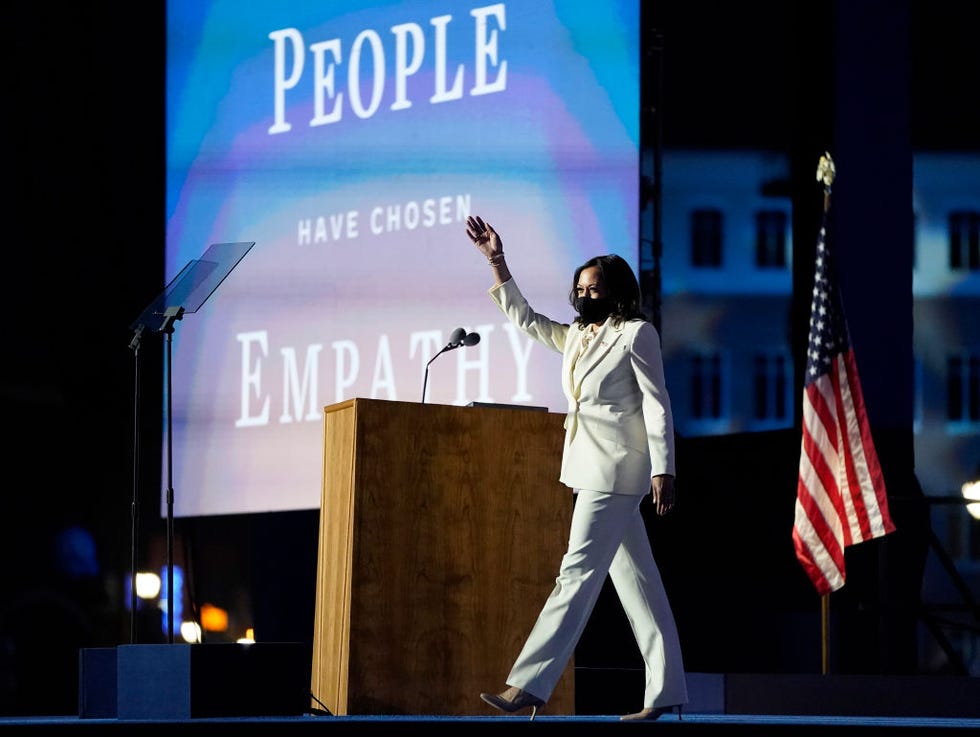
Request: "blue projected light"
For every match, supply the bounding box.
[159,565,184,636]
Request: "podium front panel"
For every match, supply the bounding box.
[311,398,574,716]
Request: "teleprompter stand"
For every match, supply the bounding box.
[128,241,254,643]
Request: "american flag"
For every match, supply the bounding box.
[793,218,896,595]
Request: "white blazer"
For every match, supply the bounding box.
[490,277,675,495]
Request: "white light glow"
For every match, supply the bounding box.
[962,480,980,501]
[180,621,202,643]
[135,572,162,599]
[963,481,980,521]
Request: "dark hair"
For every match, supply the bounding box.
[568,254,647,325]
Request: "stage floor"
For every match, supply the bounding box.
[7,665,978,734]
[3,712,980,736]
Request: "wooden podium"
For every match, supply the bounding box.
[310,398,574,716]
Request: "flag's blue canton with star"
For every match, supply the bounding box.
[806,226,849,385]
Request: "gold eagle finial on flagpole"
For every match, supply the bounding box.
[816,152,835,213]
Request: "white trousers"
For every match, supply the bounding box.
[506,489,688,708]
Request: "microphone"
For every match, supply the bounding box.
[421,327,481,403]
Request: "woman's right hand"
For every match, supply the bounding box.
[466,215,503,260]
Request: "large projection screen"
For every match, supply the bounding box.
[165,1,640,517]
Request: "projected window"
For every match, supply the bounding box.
[755,210,787,268]
[944,504,980,563]
[691,208,723,267]
[751,351,790,424]
[690,351,725,420]
[948,211,979,270]
[913,356,923,433]
[912,210,919,271]
[946,353,980,425]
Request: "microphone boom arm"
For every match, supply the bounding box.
[420,327,480,403]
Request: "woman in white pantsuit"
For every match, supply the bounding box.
[465,215,687,721]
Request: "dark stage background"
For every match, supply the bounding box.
[4,0,979,718]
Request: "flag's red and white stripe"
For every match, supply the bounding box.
[794,349,895,595]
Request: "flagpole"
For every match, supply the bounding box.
[821,594,829,674]
[817,152,835,215]
[816,152,835,677]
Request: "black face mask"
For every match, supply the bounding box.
[574,296,613,324]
